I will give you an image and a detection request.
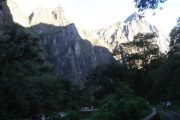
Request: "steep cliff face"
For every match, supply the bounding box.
[7,0,29,27]
[6,1,112,85]
[6,1,170,85]
[29,7,112,85]
[0,1,13,27]
[29,6,69,27]
[96,13,170,53]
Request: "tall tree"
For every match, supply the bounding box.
[122,33,160,70]
[0,25,82,119]
[170,17,180,48]
[134,0,167,11]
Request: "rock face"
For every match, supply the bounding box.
[7,1,112,85]
[7,0,29,27]
[6,1,170,85]
[0,0,110,85]
[29,7,112,85]
[96,12,170,53]
[29,6,69,27]
[0,1,13,27]
[31,23,111,85]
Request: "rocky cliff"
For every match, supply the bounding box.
[29,6,69,27]
[0,0,13,27]
[7,0,29,27]
[28,6,112,85]
[6,0,170,85]
[32,24,112,85]
[96,12,170,53]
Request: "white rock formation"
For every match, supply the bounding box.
[7,0,29,27]
[29,5,69,26]
[96,12,170,53]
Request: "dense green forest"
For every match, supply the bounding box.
[0,0,179,119]
[84,19,180,120]
[0,24,83,120]
[1,20,180,120]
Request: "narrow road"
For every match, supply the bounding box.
[159,110,180,120]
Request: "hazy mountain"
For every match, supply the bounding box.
[29,6,69,27]
[27,5,112,85]
[96,12,170,53]
[0,1,13,27]
[7,0,29,27]
[6,0,170,84]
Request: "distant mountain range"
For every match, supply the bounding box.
[5,0,170,85]
[95,12,169,53]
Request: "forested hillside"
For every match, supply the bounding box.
[0,0,179,120]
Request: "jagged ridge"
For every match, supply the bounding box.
[96,12,170,53]
[6,0,170,85]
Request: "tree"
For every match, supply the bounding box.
[122,33,160,70]
[85,63,127,105]
[134,0,167,11]
[91,85,151,120]
[61,111,82,120]
[170,17,180,46]
[0,25,83,119]
[114,33,163,97]
[148,53,180,102]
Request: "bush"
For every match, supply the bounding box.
[91,85,151,120]
[61,111,82,120]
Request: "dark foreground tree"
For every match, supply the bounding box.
[85,63,127,106]
[147,19,180,103]
[91,85,151,120]
[134,0,167,11]
[170,17,180,45]
[0,25,82,120]
[122,33,160,70]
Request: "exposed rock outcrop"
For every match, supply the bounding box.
[6,1,170,85]
[29,7,112,85]
[7,0,29,27]
[96,12,170,53]
[29,6,69,27]
[0,0,13,27]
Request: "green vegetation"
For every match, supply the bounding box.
[123,33,160,70]
[0,0,6,2]
[61,111,82,120]
[0,25,82,120]
[85,19,180,119]
[47,111,82,120]
[0,2,179,119]
[151,113,162,120]
[85,63,127,105]
[91,85,151,120]
[169,17,180,49]
[134,0,167,11]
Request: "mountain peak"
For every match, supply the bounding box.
[52,5,65,19]
[96,12,170,53]
[124,12,145,23]
[29,5,69,26]
[0,1,13,27]
[53,5,64,12]
[7,0,29,27]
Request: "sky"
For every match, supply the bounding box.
[15,0,180,33]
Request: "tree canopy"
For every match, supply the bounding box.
[0,25,83,120]
[170,17,180,47]
[134,0,167,11]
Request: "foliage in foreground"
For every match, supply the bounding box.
[91,85,151,120]
[134,0,167,11]
[0,25,82,120]
[47,111,82,120]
